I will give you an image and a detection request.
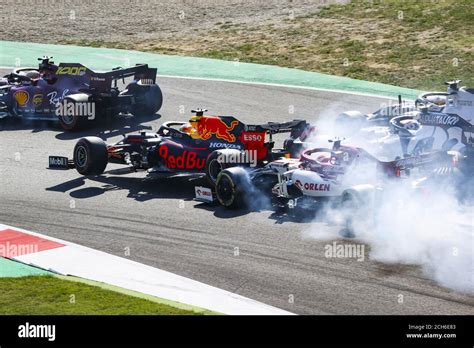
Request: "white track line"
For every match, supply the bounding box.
[158,74,400,100]
[0,66,400,100]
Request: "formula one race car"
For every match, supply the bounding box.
[214,139,456,218]
[335,95,418,131]
[313,80,474,161]
[0,56,162,130]
[48,108,311,186]
[334,80,472,131]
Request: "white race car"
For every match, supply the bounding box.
[214,140,456,228]
[309,80,474,161]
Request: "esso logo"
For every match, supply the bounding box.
[243,133,263,142]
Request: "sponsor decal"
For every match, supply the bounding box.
[394,153,445,169]
[57,66,86,76]
[139,78,154,85]
[47,89,69,105]
[242,132,263,142]
[419,113,459,126]
[209,142,242,149]
[48,156,69,169]
[195,186,214,203]
[13,90,29,106]
[158,145,205,169]
[91,76,106,81]
[196,117,239,142]
[394,155,429,168]
[32,93,42,106]
[295,179,330,191]
[458,99,472,107]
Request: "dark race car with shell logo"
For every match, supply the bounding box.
[0,56,162,131]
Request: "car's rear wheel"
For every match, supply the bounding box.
[58,98,87,131]
[215,167,250,209]
[205,151,225,186]
[131,84,163,117]
[73,137,108,175]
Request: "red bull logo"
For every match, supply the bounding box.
[196,116,239,142]
[158,145,205,170]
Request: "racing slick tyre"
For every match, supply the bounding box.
[205,149,244,186]
[205,150,227,186]
[131,84,163,117]
[215,167,250,209]
[73,137,108,176]
[58,98,88,131]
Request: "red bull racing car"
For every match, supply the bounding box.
[48,108,311,186]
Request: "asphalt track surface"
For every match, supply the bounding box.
[1,71,473,314]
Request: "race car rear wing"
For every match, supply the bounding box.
[94,64,157,83]
[56,63,157,93]
[377,151,453,178]
[248,120,310,139]
[89,64,157,91]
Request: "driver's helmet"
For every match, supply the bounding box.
[24,71,40,80]
[401,119,421,132]
[39,61,56,75]
[42,70,58,85]
[187,115,202,139]
[189,115,200,127]
[180,123,194,134]
[330,151,345,166]
[38,59,58,84]
[425,95,446,106]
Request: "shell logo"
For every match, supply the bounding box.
[14,91,30,106]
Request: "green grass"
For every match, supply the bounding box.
[0,276,205,315]
[63,0,473,90]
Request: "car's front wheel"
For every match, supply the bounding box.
[73,137,108,175]
[215,167,250,209]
